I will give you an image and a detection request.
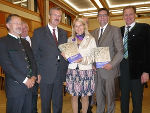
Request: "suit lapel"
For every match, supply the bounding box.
[98,24,111,45]
[120,26,125,38]
[94,28,100,45]
[45,25,57,47]
[129,23,137,33]
[58,28,62,45]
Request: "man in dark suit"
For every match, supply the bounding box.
[0,14,37,113]
[91,8,123,113]
[32,7,68,113]
[120,6,150,113]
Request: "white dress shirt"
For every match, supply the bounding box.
[98,23,108,39]
[48,23,58,41]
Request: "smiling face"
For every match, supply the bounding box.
[48,9,62,28]
[21,23,29,37]
[74,21,84,35]
[123,8,136,26]
[6,16,22,37]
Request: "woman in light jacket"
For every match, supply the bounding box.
[65,18,96,113]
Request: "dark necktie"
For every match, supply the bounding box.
[98,28,103,44]
[18,38,32,78]
[123,26,130,59]
[52,29,58,45]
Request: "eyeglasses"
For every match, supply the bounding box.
[98,14,108,17]
[51,14,62,18]
[10,22,22,25]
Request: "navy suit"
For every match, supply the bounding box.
[32,25,68,113]
[120,23,150,113]
[0,34,37,113]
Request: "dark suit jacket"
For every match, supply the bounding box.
[0,34,37,98]
[91,24,123,79]
[32,25,68,84]
[120,23,150,79]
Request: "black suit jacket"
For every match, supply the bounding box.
[32,25,68,84]
[120,23,150,79]
[0,34,37,98]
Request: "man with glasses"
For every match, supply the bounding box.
[91,8,123,113]
[0,14,37,113]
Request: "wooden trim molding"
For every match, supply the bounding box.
[0,0,40,16]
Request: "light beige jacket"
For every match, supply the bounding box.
[68,34,96,70]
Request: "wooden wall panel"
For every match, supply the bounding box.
[31,21,42,32]
[0,12,6,27]
[0,27,7,37]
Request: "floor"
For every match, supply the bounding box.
[0,81,150,113]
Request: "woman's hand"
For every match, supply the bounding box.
[61,52,67,60]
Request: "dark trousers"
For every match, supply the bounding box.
[120,59,144,113]
[40,80,63,113]
[78,96,93,113]
[6,90,32,113]
[32,82,39,113]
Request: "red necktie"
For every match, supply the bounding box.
[52,29,58,45]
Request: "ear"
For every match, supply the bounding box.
[48,15,50,19]
[6,23,10,29]
[97,17,98,21]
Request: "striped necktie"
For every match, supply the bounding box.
[123,26,130,59]
[52,29,58,45]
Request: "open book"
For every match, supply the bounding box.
[94,47,111,68]
[58,42,82,63]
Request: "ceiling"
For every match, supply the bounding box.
[59,0,150,17]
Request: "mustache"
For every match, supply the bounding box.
[54,19,59,22]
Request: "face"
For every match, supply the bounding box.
[74,21,84,35]
[123,8,136,26]
[6,16,22,36]
[49,9,62,28]
[97,10,109,27]
[21,23,29,37]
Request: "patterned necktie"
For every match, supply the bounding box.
[123,26,130,59]
[52,29,58,45]
[98,28,103,44]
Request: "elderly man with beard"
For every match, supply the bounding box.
[32,7,68,113]
[0,14,37,113]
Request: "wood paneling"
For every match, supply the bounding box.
[0,27,7,37]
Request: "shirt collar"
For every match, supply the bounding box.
[8,33,20,39]
[48,23,58,32]
[100,23,108,30]
[21,35,29,39]
[125,22,136,31]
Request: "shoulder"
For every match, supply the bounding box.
[90,28,99,37]
[91,28,99,33]
[34,26,47,33]
[58,27,67,34]
[136,23,150,28]
[0,35,9,42]
[109,25,120,30]
[0,36,10,48]
[86,34,95,40]
[67,36,74,42]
